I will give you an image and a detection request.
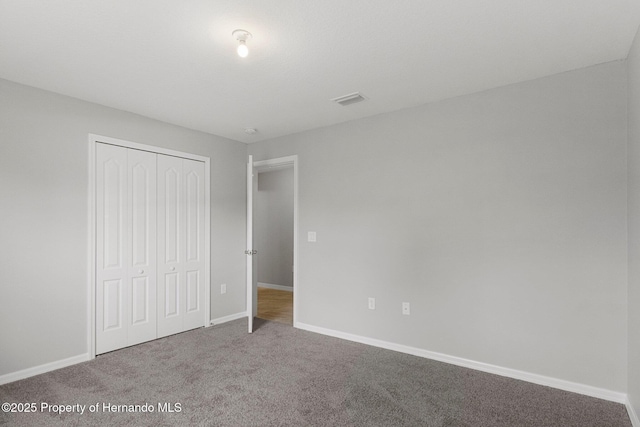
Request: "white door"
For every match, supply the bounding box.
[96,144,128,353]
[157,154,183,338]
[182,159,206,331]
[127,148,157,346]
[157,154,205,338]
[96,144,157,354]
[246,155,258,333]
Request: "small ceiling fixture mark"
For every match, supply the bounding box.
[244,128,257,135]
[331,92,367,106]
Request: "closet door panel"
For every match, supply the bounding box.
[164,272,180,317]
[126,148,157,346]
[103,279,124,330]
[163,167,180,264]
[186,270,200,314]
[96,143,129,354]
[186,169,201,263]
[157,154,186,338]
[183,159,205,330]
[131,277,150,324]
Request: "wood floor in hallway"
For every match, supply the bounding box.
[257,287,293,325]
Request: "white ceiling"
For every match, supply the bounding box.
[1,1,639,144]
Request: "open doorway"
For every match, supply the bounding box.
[252,157,297,326]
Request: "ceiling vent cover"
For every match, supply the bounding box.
[331,92,367,106]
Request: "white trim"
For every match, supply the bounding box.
[246,155,254,333]
[295,322,628,404]
[293,157,299,327]
[252,155,299,326]
[210,311,247,326]
[254,158,294,173]
[87,139,96,360]
[0,353,91,386]
[88,134,212,355]
[89,134,210,162]
[258,282,293,292]
[628,398,640,427]
[203,149,211,328]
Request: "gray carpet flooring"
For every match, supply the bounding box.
[0,318,632,426]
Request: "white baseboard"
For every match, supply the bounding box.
[0,312,247,386]
[210,311,247,326]
[258,282,293,292]
[627,398,640,427]
[0,320,630,417]
[295,322,627,404]
[0,353,91,386]
[1,314,247,386]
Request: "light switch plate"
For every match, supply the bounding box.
[308,231,317,242]
[368,297,375,310]
[221,284,227,294]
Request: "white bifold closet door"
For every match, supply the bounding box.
[157,154,205,338]
[96,144,157,354]
[96,144,205,354]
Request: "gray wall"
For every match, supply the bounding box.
[0,79,247,377]
[249,61,628,392]
[256,169,294,287]
[1,56,633,399]
[627,25,640,419]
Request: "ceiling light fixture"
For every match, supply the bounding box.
[232,29,252,58]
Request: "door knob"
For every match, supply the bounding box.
[170,266,175,271]
[138,269,144,274]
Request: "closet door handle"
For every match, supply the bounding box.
[138,269,144,274]
[170,266,175,271]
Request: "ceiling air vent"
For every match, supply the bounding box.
[331,92,367,106]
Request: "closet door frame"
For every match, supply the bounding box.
[88,134,211,359]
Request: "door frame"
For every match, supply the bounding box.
[88,134,211,359]
[250,155,299,327]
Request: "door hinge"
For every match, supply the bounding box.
[245,250,257,255]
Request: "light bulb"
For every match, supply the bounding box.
[237,42,249,58]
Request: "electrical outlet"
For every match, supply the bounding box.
[221,284,227,294]
[402,302,410,315]
[368,297,375,310]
